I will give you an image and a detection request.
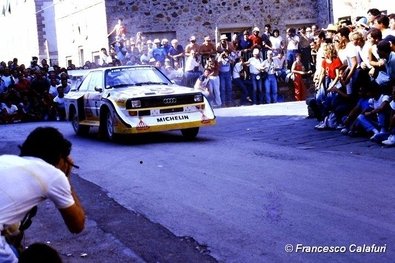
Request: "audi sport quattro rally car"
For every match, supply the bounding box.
[64,65,216,140]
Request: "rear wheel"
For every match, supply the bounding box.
[181,127,199,140]
[70,107,89,136]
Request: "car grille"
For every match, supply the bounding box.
[126,94,200,109]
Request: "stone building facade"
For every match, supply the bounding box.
[105,0,332,48]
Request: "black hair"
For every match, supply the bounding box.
[337,27,351,39]
[19,243,62,263]
[368,27,382,41]
[377,40,391,54]
[19,127,71,166]
[367,8,381,17]
[375,14,390,28]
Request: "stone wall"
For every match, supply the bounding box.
[105,0,331,45]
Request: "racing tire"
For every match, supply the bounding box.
[181,127,199,140]
[70,108,89,136]
[100,110,117,141]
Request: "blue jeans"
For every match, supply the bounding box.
[286,49,298,70]
[219,71,233,105]
[0,236,18,263]
[209,75,221,106]
[264,74,278,103]
[356,111,390,133]
[250,73,263,104]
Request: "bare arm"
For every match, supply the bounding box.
[57,157,85,234]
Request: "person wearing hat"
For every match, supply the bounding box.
[324,24,338,40]
[245,48,265,105]
[185,36,200,58]
[161,38,171,55]
[248,27,263,51]
[152,39,167,64]
[216,34,234,54]
[198,35,216,68]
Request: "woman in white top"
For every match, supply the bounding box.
[270,29,284,56]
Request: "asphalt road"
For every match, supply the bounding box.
[0,101,394,263]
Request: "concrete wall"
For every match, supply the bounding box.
[332,0,395,22]
[0,0,39,66]
[54,0,108,67]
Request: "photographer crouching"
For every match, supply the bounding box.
[0,127,85,262]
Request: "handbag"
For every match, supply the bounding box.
[375,71,391,86]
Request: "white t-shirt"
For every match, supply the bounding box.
[248,57,263,74]
[232,62,243,79]
[269,35,283,50]
[287,35,299,50]
[0,155,74,228]
[345,42,362,67]
[368,94,390,109]
[53,96,65,107]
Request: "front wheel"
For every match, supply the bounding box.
[181,127,199,140]
[70,108,89,136]
[100,110,116,140]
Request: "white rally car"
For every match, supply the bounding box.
[64,65,215,140]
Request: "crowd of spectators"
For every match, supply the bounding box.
[306,9,395,146]
[0,57,71,124]
[1,9,395,146]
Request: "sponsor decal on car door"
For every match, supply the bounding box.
[84,71,103,121]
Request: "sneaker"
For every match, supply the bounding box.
[382,135,395,146]
[314,121,327,130]
[340,128,349,135]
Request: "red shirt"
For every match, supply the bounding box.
[322,57,342,80]
[248,34,262,49]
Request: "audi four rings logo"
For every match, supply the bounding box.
[163,98,177,104]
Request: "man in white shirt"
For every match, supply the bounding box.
[0,127,85,262]
[184,49,201,87]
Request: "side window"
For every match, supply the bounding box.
[87,71,103,91]
[78,73,92,92]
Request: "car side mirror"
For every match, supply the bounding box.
[95,86,103,93]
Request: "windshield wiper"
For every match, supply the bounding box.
[107,83,135,88]
[134,81,168,86]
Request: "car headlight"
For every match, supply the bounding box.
[194,94,203,102]
[130,99,141,108]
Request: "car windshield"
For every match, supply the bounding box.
[105,67,171,88]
